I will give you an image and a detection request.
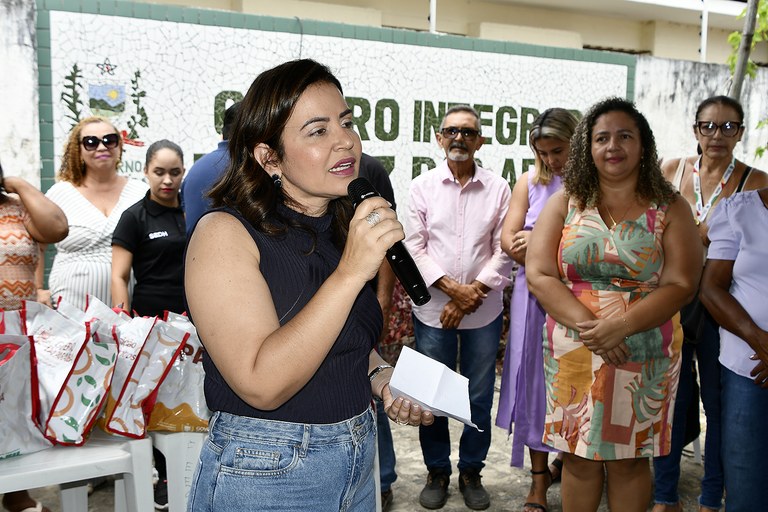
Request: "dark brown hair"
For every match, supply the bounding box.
[563,97,675,209]
[208,59,352,248]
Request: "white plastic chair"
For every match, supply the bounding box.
[0,433,154,512]
[150,432,206,512]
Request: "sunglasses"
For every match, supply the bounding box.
[440,127,481,140]
[694,121,742,138]
[81,133,120,151]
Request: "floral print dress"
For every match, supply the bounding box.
[542,197,682,460]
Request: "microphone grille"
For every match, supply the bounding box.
[347,177,378,207]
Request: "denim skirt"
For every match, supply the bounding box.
[187,407,376,511]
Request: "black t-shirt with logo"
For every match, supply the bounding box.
[112,191,186,317]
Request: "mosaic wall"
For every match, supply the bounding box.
[48,10,628,208]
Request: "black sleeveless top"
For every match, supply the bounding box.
[191,204,381,424]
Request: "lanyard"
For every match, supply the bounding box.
[692,156,736,223]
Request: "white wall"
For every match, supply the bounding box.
[635,55,768,170]
[0,0,40,184]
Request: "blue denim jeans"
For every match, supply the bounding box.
[721,365,768,512]
[653,312,723,509]
[375,397,397,492]
[187,408,376,511]
[413,313,502,475]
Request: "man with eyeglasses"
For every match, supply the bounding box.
[404,105,512,510]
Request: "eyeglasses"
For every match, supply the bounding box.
[440,127,481,140]
[694,121,742,138]
[81,133,120,151]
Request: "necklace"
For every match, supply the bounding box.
[604,202,632,230]
[692,156,736,223]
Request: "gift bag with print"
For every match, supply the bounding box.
[0,309,24,335]
[100,315,156,436]
[148,311,209,432]
[21,301,92,433]
[22,301,118,445]
[0,335,52,458]
[107,317,188,437]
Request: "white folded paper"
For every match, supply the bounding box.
[388,346,482,431]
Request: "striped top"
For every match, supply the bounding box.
[0,198,38,310]
[46,179,148,310]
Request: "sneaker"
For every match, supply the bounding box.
[459,469,490,510]
[154,479,169,510]
[419,470,449,509]
[380,488,394,512]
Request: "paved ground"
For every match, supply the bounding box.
[6,376,706,511]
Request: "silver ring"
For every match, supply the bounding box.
[395,418,408,425]
[365,211,381,227]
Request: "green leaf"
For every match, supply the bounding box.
[84,375,97,387]
[95,353,112,366]
[81,395,92,407]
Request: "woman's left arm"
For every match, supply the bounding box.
[579,196,702,354]
[700,259,768,377]
[111,245,133,312]
[4,176,68,243]
[369,350,434,427]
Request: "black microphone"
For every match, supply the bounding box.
[348,177,431,306]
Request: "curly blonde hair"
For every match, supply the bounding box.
[563,97,675,210]
[58,116,122,185]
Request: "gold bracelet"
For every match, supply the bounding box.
[619,314,632,339]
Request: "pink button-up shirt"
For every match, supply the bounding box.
[404,160,512,329]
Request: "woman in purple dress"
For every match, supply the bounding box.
[496,108,578,512]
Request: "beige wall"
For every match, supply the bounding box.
[106,0,768,64]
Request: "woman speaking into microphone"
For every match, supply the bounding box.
[184,58,433,511]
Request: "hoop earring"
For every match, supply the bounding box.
[271,174,283,189]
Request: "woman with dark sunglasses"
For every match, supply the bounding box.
[653,96,767,512]
[37,116,148,310]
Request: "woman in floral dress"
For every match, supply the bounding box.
[526,98,702,511]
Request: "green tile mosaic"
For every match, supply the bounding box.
[39,104,53,121]
[37,28,51,48]
[78,0,99,14]
[38,86,53,105]
[98,0,118,15]
[211,11,232,27]
[36,8,50,28]
[182,9,199,24]
[39,122,54,141]
[115,1,133,17]
[148,3,168,21]
[132,2,150,18]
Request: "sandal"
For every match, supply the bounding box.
[523,469,550,512]
[548,457,563,484]
[3,501,51,512]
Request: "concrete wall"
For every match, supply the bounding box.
[146,0,768,64]
[3,1,767,191]
[0,0,40,184]
[635,54,768,170]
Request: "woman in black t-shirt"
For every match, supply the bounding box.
[110,139,186,510]
[111,139,186,317]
